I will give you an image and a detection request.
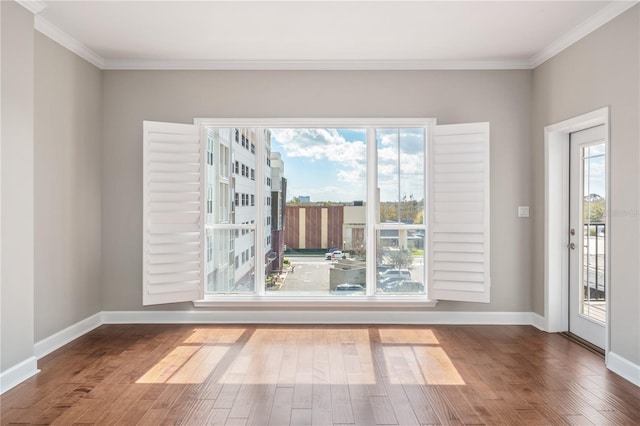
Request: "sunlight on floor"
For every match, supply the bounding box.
[136,327,464,386]
[183,327,247,344]
[379,328,439,345]
[381,329,465,385]
[136,345,201,383]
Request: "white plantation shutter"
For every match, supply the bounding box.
[429,122,490,303]
[143,121,204,305]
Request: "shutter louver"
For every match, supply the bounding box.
[429,123,490,303]
[143,121,204,305]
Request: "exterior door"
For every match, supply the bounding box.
[568,125,607,348]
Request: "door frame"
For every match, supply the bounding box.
[544,107,610,355]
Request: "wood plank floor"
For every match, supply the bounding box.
[2,325,639,425]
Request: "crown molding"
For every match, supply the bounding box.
[16,0,47,15]
[34,16,105,69]
[529,1,639,68]
[102,58,531,71]
[29,1,639,72]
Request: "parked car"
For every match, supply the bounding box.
[376,275,403,290]
[383,280,424,293]
[376,264,394,276]
[332,283,365,294]
[382,269,411,280]
[325,249,348,260]
[378,275,402,288]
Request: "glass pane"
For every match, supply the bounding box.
[206,127,259,226]
[206,229,256,293]
[376,229,425,294]
[267,128,367,295]
[580,143,606,322]
[376,129,425,225]
[205,127,258,295]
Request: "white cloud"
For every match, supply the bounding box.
[583,155,606,198]
[270,128,425,202]
[376,129,425,202]
[271,128,366,184]
[272,128,365,162]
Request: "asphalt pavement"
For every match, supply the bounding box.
[277,256,331,292]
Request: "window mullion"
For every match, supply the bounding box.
[424,125,431,299]
[366,127,377,296]
[254,128,266,296]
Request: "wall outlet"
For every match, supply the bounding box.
[518,206,530,217]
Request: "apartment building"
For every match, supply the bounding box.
[269,152,287,272]
[205,128,279,292]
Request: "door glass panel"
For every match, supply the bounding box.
[580,142,606,322]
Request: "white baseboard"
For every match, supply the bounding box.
[607,351,640,387]
[0,356,39,394]
[34,312,103,359]
[529,312,547,331]
[102,310,538,325]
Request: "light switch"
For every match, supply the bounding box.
[518,206,530,217]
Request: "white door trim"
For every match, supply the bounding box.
[544,107,610,353]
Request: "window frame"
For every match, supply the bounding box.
[193,118,440,306]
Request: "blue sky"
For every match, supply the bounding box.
[583,144,606,198]
[270,128,425,203]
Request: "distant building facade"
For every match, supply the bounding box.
[283,203,424,253]
[269,152,287,272]
[284,204,365,252]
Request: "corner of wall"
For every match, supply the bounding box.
[607,351,640,387]
[0,357,39,395]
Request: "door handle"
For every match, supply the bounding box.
[568,242,576,250]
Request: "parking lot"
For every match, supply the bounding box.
[276,256,331,292]
[269,254,425,294]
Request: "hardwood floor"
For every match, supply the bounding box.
[1,324,639,425]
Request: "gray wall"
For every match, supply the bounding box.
[33,33,103,341]
[1,1,35,371]
[102,70,533,312]
[532,6,640,364]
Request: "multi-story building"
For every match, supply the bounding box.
[269,153,287,272]
[283,200,423,253]
[205,128,231,293]
[205,128,278,292]
[284,204,365,253]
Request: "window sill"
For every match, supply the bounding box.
[193,295,438,309]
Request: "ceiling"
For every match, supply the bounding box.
[21,0,638,70]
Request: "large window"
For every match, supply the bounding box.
[142,120,489,306]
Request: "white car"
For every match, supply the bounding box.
[325,250,347,260]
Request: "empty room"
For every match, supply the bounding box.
[1,0,639,424]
